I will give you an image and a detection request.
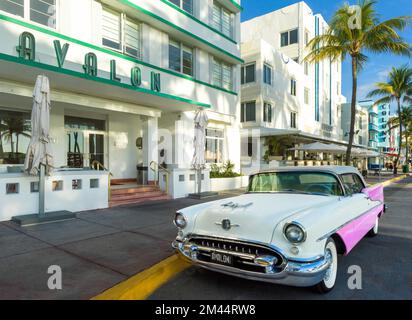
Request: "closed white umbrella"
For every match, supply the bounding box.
[24,75,53,217]
[191,109,208,194]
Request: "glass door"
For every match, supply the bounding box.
[88,133,105,168]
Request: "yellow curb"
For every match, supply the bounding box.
[379,174,409,187]
[92,254,190,300]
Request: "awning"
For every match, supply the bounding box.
[288,142,346,154]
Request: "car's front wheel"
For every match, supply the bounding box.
[314,238,338,293]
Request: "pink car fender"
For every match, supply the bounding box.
[337,184,384,255]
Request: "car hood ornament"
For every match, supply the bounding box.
[221,201,253,209]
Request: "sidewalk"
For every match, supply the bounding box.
[0,191,240,300]
[0,173,403,300]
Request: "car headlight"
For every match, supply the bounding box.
[174,212,187,229]
[284,223,306,243]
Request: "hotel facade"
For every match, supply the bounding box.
[239,2,349,171]
[0,0,243,220]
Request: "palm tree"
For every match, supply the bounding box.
[387,106,412,168]
[368,66,412,173]
[2,117,31,159]
[305,0,411,165]
[0,121,6,158]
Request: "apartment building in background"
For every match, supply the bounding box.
[0,0,243,220]
[239,1,348,168]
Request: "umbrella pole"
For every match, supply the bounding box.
[197,168,202,194]
[39,164,45,217]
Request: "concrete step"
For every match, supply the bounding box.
[109,194,171,207]
[110,190,166,202]
[111,186,159,195]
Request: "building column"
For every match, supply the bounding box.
[143,116,158,183]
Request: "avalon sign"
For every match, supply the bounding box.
[15,31,161,92]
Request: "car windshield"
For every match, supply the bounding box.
[248,172,343,196]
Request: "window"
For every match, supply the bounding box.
[263,64,272,85]
[205,128,224,164]
[0,0,56,28]
[241,102,256,122]
[169,0,193,15]
[102,7,141,59]
[248,172,343,196]
[263,103,272,122]
[341,174,364,195]
[305,31,309,45]
[304,88,310,105]
[241,63,255,84]
[280,29,298,47]
[290,112,297,128]
[304,62,309,75]
[0,109,31,165]
[247,136,253,157]
[213,58,232,90]
[169,39,193,76]
[212,2,233,38]
[290,79,297,96]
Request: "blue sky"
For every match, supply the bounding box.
[241,0,412,113]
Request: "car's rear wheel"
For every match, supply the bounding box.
[367,216,379,237]
[314,238,338,293]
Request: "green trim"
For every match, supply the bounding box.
[0,13,238,96]
[160,0,237,45]
[227,0,243,11]
[120,0,244,63]
[0,53,211,109]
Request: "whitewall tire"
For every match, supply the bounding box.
[367,217,379,237]
[315,238,338,293]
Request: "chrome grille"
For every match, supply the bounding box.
[189,236,284,273]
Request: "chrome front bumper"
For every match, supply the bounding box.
[172,239,330,287]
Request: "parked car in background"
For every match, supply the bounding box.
[173,166,385,293]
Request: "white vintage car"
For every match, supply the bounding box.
[172,166,385,293]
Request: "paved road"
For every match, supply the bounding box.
[149,177,412,300]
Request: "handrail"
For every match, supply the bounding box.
[91,160,113,202]
[150,161,171,195]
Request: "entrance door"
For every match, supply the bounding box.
[89,133,105,167]
[66,130,106,168]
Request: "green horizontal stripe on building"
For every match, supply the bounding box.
[0,14,238,96]
[0,53,211,109]
[159,0,238,45]
[120,0,243,63]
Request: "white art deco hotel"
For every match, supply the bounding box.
[0,0,242,220]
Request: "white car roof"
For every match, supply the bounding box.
[251,166,361,176]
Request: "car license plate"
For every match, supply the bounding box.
[210,252,233,266]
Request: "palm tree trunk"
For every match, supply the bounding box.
[346,56,358,166]
[394,98,402,174]
[10,133,14,156]
[16,134,19,156]
[0,133,4,157]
